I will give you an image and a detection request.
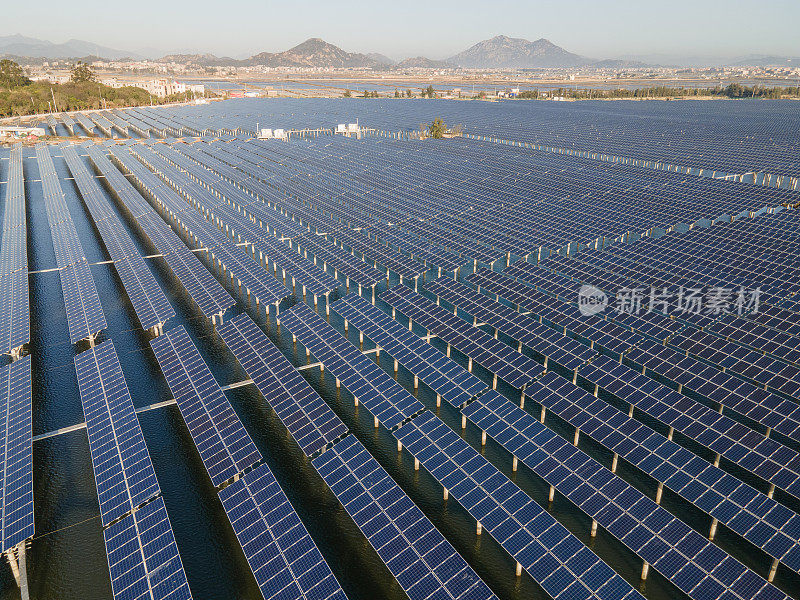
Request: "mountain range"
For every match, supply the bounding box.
[0,34,140,60]
[1,33,797,69]
[447,36,588,68]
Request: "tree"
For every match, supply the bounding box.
[0,60,30,88]
[425,84,435,98]
[394,89,400,98]
[428,118,446,139]
[70,61,96,83]
[405,89,413,98]
[343,89,351,97]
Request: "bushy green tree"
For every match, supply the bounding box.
[343,89,351,97]
[428,117,446,138]
[70,61,96,83]
[0,60,30,88]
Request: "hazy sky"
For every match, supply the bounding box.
[6,0,800,60]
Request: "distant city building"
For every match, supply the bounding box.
[142,79,205,98]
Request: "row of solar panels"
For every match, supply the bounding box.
[115,99,800,178]
[199,136,796,266]
[1,147,29,356]
[273,293,791,600]
[30,134,800,599]
[35,143,107,344]
[61,145,175,331]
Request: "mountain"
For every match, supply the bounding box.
[0,34,139,59]
[447,35,590,68]
[248,38,388,68]
[590,58,653,69]
[396,56,452,69]
[158,53,240,66]
[367,52,394,65]
[729,55,800,67]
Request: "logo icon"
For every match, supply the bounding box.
[578,285,608,316]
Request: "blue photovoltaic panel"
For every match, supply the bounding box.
[528,371,800,577]
[217,313,347,456]
[103,497,193,600]
[279,302,424,429]
[61,258,107,344]
[313,436,498,600]
[425,276,596,371]
[0,270,29,355]
[578,355,800,501]
[463,390,786,600]
[62,145,175,330]
[332,294,487,407]
[0,357,33,552]
[394,412,644,600]
[75,340,161,526]
[218,463,347,600]
[150,327,261,486]
[380,284,543,389]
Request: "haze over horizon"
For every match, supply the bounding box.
[5,0,800,62]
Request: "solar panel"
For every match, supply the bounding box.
[75,340,161,525]
[529,370,800,577]
[103,497,193,600]
[332,294,487,407]
[426,276,596,371]
[217,313,347,456]
[393,412,644,600]
[278,302,424,429]
[36,143,107,343]
[463,390,786,600]
[313,436,497,600]
[62,145,174,330]
[294,233,383,288]
[578,355,800,501]
[0,357,33,552]
[150,327,261,486]
[380,285,543,389]
[60,259,108,344]
[0,270,29,356]
[217,463,347,600]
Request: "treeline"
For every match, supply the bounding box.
[516,84,800,100]
[0,59,181,118]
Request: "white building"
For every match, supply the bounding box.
[142,79,205,98]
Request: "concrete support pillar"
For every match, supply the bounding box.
[443,488,449,501]
[641,562,649,580]
[768,558,779,583]
[611,453,618,473]
[591,520,598,538]
[6,550,19,586]
[573,428,580,446]
[461,415,467,430]
[436,394,441,408]
[516,562,523,577]
[476,521,482,535]
[768,484,775,498]
[481,431,487,446]
[374,416,379,429]
[414,457,419,471]
[655,482,664,505]
[512,456,518,472]
[397,440,402,452]
[709,518,718,541]
[548,485,555,503]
